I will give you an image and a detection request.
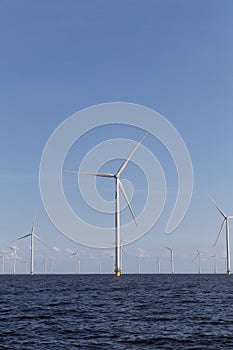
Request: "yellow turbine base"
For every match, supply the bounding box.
[115,270,121,277]
[227,270,231,275]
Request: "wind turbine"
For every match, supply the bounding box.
[157,257,160,274]
[15,217,51,276]
[18,257,28,274]
[98,260,102,274]
[193,249,201,274]
[0,251,6,274]
[164,246,174,274]
[210,196,233,275]
[8,246,18,275]
[65,133,147,276]
[210,255,217,274]
[42,254,48,274]
[48,257,54,274]
[70,250,80,274]
[136,255,142,274]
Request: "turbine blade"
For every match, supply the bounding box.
[209,195,226,218]
[192,249,200,262]
[118,180,137,226]
[214,219,226,246]
[15,233,31,241]
[228,216,233,219]
[34,234,52,250]
[31,216,36,234]
[163,245,172,251]
[70,250,79,257]
[116,133,148,176]
[121,245,127,258]
[64,170,114,178]
[192,253,199,263]
[8,246,18,252]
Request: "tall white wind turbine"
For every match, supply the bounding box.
[210,197,233,275]
[164,246,174,274]
[15,217,50,276]
[65,133,147,276]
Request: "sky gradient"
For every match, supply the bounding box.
[0,1,233,274]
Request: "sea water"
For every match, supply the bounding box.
[0,274,233,349]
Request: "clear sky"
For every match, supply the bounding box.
[0,0,233,274]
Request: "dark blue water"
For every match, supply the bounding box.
[1,274,233,349]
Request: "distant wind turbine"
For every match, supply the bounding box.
[0,251,6,274]
[19,257,28,274]
[48,257,54,274]
[65,133,147,276]
[210,255,217,274]
[98,260,102,274]
[157,257,161,274]
[193,249,201,274]
[71,250,80,274]
[8,246,18,275]
[136,255,142,274]
[164,246,174,274]
[42,255,48,274]
[210,196,233,275]
[15,217,51,275]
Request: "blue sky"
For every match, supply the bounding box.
[0,0,233,274]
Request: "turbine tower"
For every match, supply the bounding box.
[8,246,18,275]
[16,217,50,275]
[210,196,233,275]
[164,246,174,274]
[210,255,217,274]
[42,254,48,274]
[193,249,201,274]
[157,257,160,274]
[71,250,80,274]
[0,251,6,274]
[65,133,147,276]
[136,255,141,274]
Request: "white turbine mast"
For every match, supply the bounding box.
[157,256,161,274]
[193,249,201,274]
[136,255,142,274]
[210,196,233,275]
[41,254,48,274]
[209,255,217,274]
[0,251,6,274]
[70,250,80,274]
[8,246,18,275]
[65,133,147,276]
[164,246,174,274]
[18,256,28,274]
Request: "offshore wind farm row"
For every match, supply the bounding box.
[1,192,232,276]
[1,133,232,276]
[0,237,229,275]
